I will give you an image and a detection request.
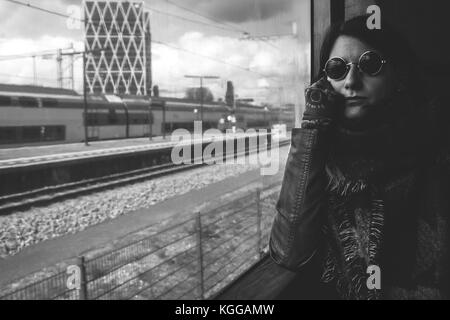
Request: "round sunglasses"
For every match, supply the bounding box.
[324,51,387,80]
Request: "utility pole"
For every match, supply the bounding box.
[148,97,152,141]
[32,55,37,86]
[70,43,75,90]
[83,51,89,146]
[60,47,107,146]
[57,49,63,88]
[184,75,220,127]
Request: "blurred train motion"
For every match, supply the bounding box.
[0,84,294,147]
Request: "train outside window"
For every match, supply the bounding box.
[108,108,118,124]
[0,127,18,144]
[42,98,59,108]
[18,97,39,108]
[0,96,12,106]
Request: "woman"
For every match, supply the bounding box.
[269,15,450,300]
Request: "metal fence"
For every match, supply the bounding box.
[0,183,280,300]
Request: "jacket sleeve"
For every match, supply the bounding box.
[269,127,330,271]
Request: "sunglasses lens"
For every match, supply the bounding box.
[325,58,347,79]
[325,58,347,80]
[359,51,383,75]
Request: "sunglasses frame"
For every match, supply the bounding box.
[324,51,387,81]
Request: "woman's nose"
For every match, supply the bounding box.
[344,64,362,90]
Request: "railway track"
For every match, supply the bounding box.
[0,139,290,216]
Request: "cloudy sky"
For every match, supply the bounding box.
[0,0,311,106]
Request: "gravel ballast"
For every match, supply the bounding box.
[0,143,290,258]
[0,143,292,259]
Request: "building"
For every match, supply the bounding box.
[83,0,152,95]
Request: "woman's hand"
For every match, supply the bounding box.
[302,77,343,128]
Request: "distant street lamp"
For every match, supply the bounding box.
[193,108,199,120]
[148,96,152,141]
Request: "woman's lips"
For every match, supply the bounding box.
[345,97,367,106]
[343,97,369,120]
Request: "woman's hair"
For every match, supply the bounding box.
[318,15,439,151]
[317,15,423,100]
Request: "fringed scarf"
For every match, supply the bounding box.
[319,92,425,300]
[320,155,418,300]
[318,91,450,300]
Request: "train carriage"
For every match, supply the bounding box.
[0,84,294,148]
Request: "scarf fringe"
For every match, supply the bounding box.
[322,186,385,300]
[326,164,368,196]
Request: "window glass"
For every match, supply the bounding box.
[150,0,311,129]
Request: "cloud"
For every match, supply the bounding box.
[0,29,309,105]
[152,31,309,105]
[168,0,292,23]
[0,0,310,106]
[0,0,83,39]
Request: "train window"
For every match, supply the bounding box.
[65,100,83,109]
[0,126,66,144]
[108,108,118,124]
[86,113,99,126]
[0,96,12,107]
[42,126,66,141]
[132,117,142,124]
[18,97,39,108]
[247,120,270,128]
[130,113,149,125]
[42,98,59,108]
[0,127,18,143]
[21,126,41,142]
[165,122,195,132]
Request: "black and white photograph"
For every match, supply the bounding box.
[0,0,449,305]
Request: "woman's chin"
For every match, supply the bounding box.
[338,105,384,133]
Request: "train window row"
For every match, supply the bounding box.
[0,96,12,106]
[86,111,152,126]
[17,97,39,108]
[164,122,218,132]
[0,96,66,108]
[0,126,66,144]
[246,120,271,128]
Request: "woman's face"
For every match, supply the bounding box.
[327,35,396,131]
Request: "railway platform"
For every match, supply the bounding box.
[0,131,287,198]
[0,135,172,166]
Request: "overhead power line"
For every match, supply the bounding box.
[2,0,283,83]
[162,0,281,51]
[0,72,55,81]
[145,7,242,34]
[0,48,73,61]
[4,0,241,36]
[152,40,266,78]
[164,0,246,34]
[3,0,77,20]
[4,0,280,50]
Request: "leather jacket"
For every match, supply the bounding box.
[269,127,330,270]
[269,121,450,298]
